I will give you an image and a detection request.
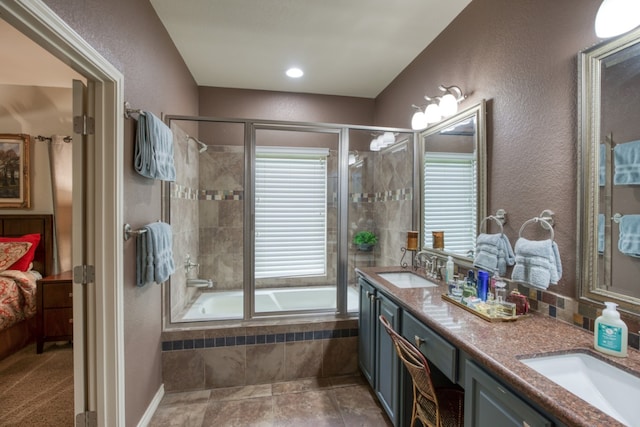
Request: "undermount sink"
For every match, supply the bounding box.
[377,272,438,288]
[520,351,640,426]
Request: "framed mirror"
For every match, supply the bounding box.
[418,100,486,264]
[578,27,640,315]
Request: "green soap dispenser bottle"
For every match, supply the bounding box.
[594,302,628,357]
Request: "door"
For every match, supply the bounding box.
[358,278,375,386]
[375,292,400,426]
[72,80,96,423]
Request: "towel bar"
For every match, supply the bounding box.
[124,101,144,119]
[123,223,147,241]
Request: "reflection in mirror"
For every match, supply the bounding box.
[419,100,486,263]
[579,27,640,314]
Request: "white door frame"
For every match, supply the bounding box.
[0,1,124,425]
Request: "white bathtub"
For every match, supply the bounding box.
[181,286,359,321]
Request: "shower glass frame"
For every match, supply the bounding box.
[161,114,415,328]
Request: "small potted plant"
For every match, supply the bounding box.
[353,231,378,251]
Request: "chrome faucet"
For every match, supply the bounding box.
[414,251,432,272]
[184,254,199,274]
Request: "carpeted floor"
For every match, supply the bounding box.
[0,342,74,427]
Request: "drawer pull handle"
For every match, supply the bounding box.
[414,335,426,347]
[68,293,73,298]
[69,318,73,324]
[497,386,507,394]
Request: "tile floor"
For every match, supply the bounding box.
[149,374,392,427]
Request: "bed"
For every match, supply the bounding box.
[0,214,54,360]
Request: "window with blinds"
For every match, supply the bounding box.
[423,152,477,256]
[255,148,328,279]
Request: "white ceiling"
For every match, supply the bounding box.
[150,0,471,98]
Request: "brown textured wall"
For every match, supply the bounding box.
[375,0,602,299]
[198,86,375,125]
[41,1,199,425]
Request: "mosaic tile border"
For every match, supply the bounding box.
[350,187,413,203]
[170,183,244,201]
[161,328,359,352]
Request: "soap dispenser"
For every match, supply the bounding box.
[594,302,628,357]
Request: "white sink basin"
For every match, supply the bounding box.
[520,352,640,426]
[378,272,438,288]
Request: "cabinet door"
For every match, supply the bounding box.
[358,278,376,386]
[464,360,552,427]
[375,292,400,426]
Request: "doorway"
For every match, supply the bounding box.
[0,1,125,425]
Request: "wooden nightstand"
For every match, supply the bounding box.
[36,271,73,353]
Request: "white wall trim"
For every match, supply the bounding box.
[136,384,165,427]
[0,1,125,425]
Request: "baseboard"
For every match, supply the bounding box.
[136,383,165,427]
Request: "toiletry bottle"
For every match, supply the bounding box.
[594,302,628,357]
[477,270,489,302]
[446,256,454,284]
[463,270,477,298]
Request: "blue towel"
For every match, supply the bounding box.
[599,143,606,187]
[134,111,176,181]
[511,238,562,290]
[614,140,640,185]
[618,214,640,258]
[598,214,605,255]
[136,222,175,287]
[473,233,515,275]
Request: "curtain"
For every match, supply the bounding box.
[49,135,73,273]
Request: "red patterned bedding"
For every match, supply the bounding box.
[0,270,39,331]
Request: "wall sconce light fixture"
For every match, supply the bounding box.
[410,85,467,130]
[369,132,397,151]
[595,0,640,38]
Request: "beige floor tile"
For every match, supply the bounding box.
[208,383,273,401]
[272,377,332,395]
[148,402,208,427]
[202,396,274,427]
[272,390,343,427]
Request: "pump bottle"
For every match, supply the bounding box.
[594,302,628,357]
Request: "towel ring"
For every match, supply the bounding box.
[518,217,554,241]
[479,215,504,235]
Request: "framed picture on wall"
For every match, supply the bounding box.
[0,134,31,209]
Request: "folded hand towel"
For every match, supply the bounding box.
[614,139,640,185]
[136,222,175,287]
[473,233,515,275]
[134,111,176,181]
[511,238,562,290]
[618,214,640,258]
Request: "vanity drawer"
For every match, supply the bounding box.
[401,311,457,382]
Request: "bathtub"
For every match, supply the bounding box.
[180,286,359,321]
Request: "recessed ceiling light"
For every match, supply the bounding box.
[286,67,304,78]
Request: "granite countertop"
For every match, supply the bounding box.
[356,266,640,427]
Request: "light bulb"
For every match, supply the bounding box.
[411,111,428,130]
[439,93,458,117]
[348,153,356,165]
[370,138,381,151]
[382,132,395,147]
[424,103,442,124]
[595,0,640,38]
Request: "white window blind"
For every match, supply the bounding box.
[423,152,477,256]
[255,147,328,279]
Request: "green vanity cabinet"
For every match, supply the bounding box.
[464,360,553,427]
[358,277,401,426]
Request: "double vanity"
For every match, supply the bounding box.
[357,266,640,427]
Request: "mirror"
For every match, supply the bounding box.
[418,100,486,264]
[579,27,640,314]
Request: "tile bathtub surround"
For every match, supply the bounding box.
[148,374,392,427]
[161,320,360,392]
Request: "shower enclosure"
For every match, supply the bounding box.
[163,115,414,325]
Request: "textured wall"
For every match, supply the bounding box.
[375,0,602,299]
[42,1,199,425]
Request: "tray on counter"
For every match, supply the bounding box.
[441,294,526,322]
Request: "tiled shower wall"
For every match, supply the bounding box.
[170,124,200,321]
